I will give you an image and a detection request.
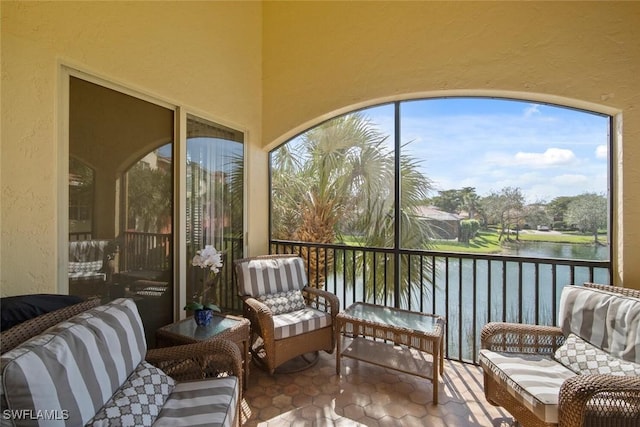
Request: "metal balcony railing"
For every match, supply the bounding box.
[270,239,611,365]
[113,233,610,365]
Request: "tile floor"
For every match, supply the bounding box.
[240,347,515,426]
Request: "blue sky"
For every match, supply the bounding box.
[365,98,609,204]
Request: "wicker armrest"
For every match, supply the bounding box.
[559,374,640,427]
[242,296,274,329]
[481,321,565,355]
[303,286,339,316]
[146,339,243,388]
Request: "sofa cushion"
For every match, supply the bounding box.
[86,361,175,427]
[153,376,239,427]
[69,260,103,274]
[479,349,577,424]
[235,256,307,296]
[257,290,306,315]
[0,299,146,427]
[554,333,640,376]
[273,307,332,340]
[559,285,640,364]
[69,240,111,263]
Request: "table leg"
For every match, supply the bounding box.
[336,323,342,375]
[440,336,444,375]
[433,339,439,405]
[243,338,249,390]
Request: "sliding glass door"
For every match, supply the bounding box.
[67,74,244,347]
[186,115,244,312]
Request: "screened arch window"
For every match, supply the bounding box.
[271,97,611,263]
[270,97,611,362]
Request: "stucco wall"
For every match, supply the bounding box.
[2,1,639,297]
[262,1,640,289]
[0,1,264,296]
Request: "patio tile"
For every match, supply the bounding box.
[241,351,514,426]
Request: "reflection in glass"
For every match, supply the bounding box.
[186,115,244,312]
[68,76,174,348]
[69,158,94,240]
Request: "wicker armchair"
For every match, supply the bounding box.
[234,254,339,374]
[480,284,640,427]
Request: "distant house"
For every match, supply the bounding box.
[414,206,463,240]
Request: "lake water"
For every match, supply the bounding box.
[500,241,609,261]
[328,241,611,362]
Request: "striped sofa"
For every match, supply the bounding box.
[479,283,640,427]
[0,298,241,427]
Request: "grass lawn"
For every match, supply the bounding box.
[339,229,605,255]
[430,229,603,254]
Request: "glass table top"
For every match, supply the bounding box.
[344,303,442,333]
[160,316,241,341]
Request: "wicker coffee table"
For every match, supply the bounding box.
[336,302,445,403]
[156,313,250,388]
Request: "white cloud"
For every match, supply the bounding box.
[524,104,541,118]
[514,148,576,168]
[595,144,608,159]
[551,174,590,186]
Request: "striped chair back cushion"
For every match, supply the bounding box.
[559,285,640,364]
[235,255,308,297]
[0,298,146,426]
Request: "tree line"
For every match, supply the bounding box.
[430,187,607,244]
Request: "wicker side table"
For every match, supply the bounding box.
[156,313,250,389]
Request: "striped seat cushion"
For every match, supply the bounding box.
[0,298,146,426]
[68,271,107,282]
[153,377,239,427]
[236,256,307,296]
[559,285,640,364]
[273,307,332,340]
[479,349,577,424]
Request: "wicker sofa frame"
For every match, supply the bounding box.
[1,297,101,354]
[481,283,640,427]
[1,298,243,426]
[234,254,340,374]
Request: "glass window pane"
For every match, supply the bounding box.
[271,104,395,247]
[400,98,610,261]
[186,115,244,312]
[69,76,174,348]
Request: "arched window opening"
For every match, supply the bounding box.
[270,97,611,363]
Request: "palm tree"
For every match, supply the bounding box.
[271,112,435,304]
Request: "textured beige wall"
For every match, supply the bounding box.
[0,1,263,296]
[262,1,640,289]
[2,1,639,296]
